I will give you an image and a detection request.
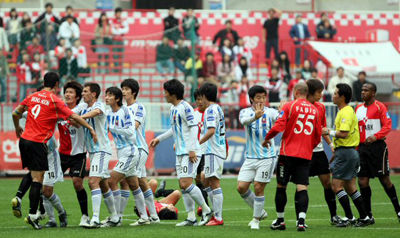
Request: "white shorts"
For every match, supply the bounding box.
[238,157,277,183]
[137,149,148,178]
[43,149,64,186]
[113,146,139,177]
[204,154,224,179]
[89,152,111,179]
[176,155,200,180]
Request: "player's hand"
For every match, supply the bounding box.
[254,103,264,119]
[262,139,271,148]
[15,126,23,138]
[189,151,198,163]
[150,138,160,148]
[173,143,176,151]
[365,135,377,145]
[278,100,287,111]
[90,129,98,144]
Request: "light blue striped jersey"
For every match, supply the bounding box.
[80,101,112,154]
[107,106,136,150]
[170,100,201,156]
[127,102,148,153]
[239,106,279,159]
[202,103,227,159]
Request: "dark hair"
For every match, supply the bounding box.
[278,51,290,72]
[66,6,73,10]
[43,72,60,88]
[321,12,328,18]
[115,7,123,14]
[271,66,279,72]
[121,78,140,99]
[225,20,232,25]
[84,82,101,99]
[106,87,123,107]
[306,79,324,96]
[36,85,45,92]
[66,15,73,20]
[337,67,344,72]
[364,82,377,93]
[336,83,352,104]
[163,79,184,100]
[45,3,53,8]
[158,208,178,220]
[199,83,218,102]
[98,13,109,27]
[64,81,83,104]
[193,89,201,100]
[206,52,214,57]
[311,67,318,74]
[358,71,366,77]
[10,8,17,19]
[248,85,267,104]
[66,48,72,53]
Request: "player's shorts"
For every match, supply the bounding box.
[238,157,277,183]
[19,138,48,171]
[60,153,87,178]
[137,149,148,178]
[204,154,224,179]
[197,155,205,175]
[332,147,360,181]
[176,155,201,179]
[309,151,331,177]
[277,155,310,186]
[113,146,139,177]
[43,149,64,186]
[357,140,389,178]
[89,152,111,179]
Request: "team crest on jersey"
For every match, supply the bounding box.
[115,119,119,126]
[185,108,191,113]
[341,118,346,123]
[386,112,390,119]
[278,111,284,118]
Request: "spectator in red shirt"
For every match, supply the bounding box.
[17,53,35,101]
[12,72,97,230]
[27,36,44,60]
[201,52,218,85]
[263,82,321,231]
[109,8,129,73]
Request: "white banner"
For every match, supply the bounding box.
[308,41,400,75]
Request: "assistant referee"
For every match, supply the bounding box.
[322,83,371,227]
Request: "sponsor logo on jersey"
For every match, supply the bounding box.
[386,112,391,119]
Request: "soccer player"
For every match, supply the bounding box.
[198,83,227,226]
[121,78,160,223]
[79,82,118,228]
[57,81,90,226]
[263,82,322,232]
[356,83,400,222]
[237,85,278,229]
[302,79,341,225]
[103,86,150,227]
[12,72,97,230]
[322,83,371,227]
[149,79,213,226]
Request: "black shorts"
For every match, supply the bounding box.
[60,153,87,178]
[197,155,205,175]
[357,141,389,178]
[309,151,331,177]
[19,138,48,171]
[277,155,310,186]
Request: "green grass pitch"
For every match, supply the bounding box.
[0,176,399,238]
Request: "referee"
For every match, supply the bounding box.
[322,83,371,227]
[355,83,400,223]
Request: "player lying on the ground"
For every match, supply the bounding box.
[134,179,181,220]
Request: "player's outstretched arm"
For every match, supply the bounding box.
[150,128,173,148]
[69,113,98,143]
[12,105,26,138]
[81,108,102,120]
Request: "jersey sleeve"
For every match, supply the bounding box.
[183,105,197,127]
[239,109,255,125]
[375,103,392,140]
[109,108,135,138]
[72,103,87,114]
[52,95,74,120]
[269,108,280,122]
[265,103,289,140]
[20,94,31,107]
[313,109,323,148]
[92,102,106,115]
[206,107,217,128]
[135,104,145,125]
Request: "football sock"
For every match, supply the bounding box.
[275,187,287,223]
[76,188,88,216]
[120,190,130,215]
[360,186,372,217]
[336,190,353,219]
[186,184,211,214]
[112,190,121,217]
[254,196,265,219]
[324,188,337,218]
[206,187,214,207]
[212,188,223,221]
[42,196,55,222]
[294,190,299,220]
[91,189,102,222]
[132,188,148,220]
[182,192,196,221]
[144,189,158,218]
[240,189,255,208]
[38,194,45,215]
[196,183,209,205]
[350,190,367,219]
[16,172,32,200]
[384,184,400,214]
[29,182,42,215]
[297,190,308,224]
[49,193,65,214]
